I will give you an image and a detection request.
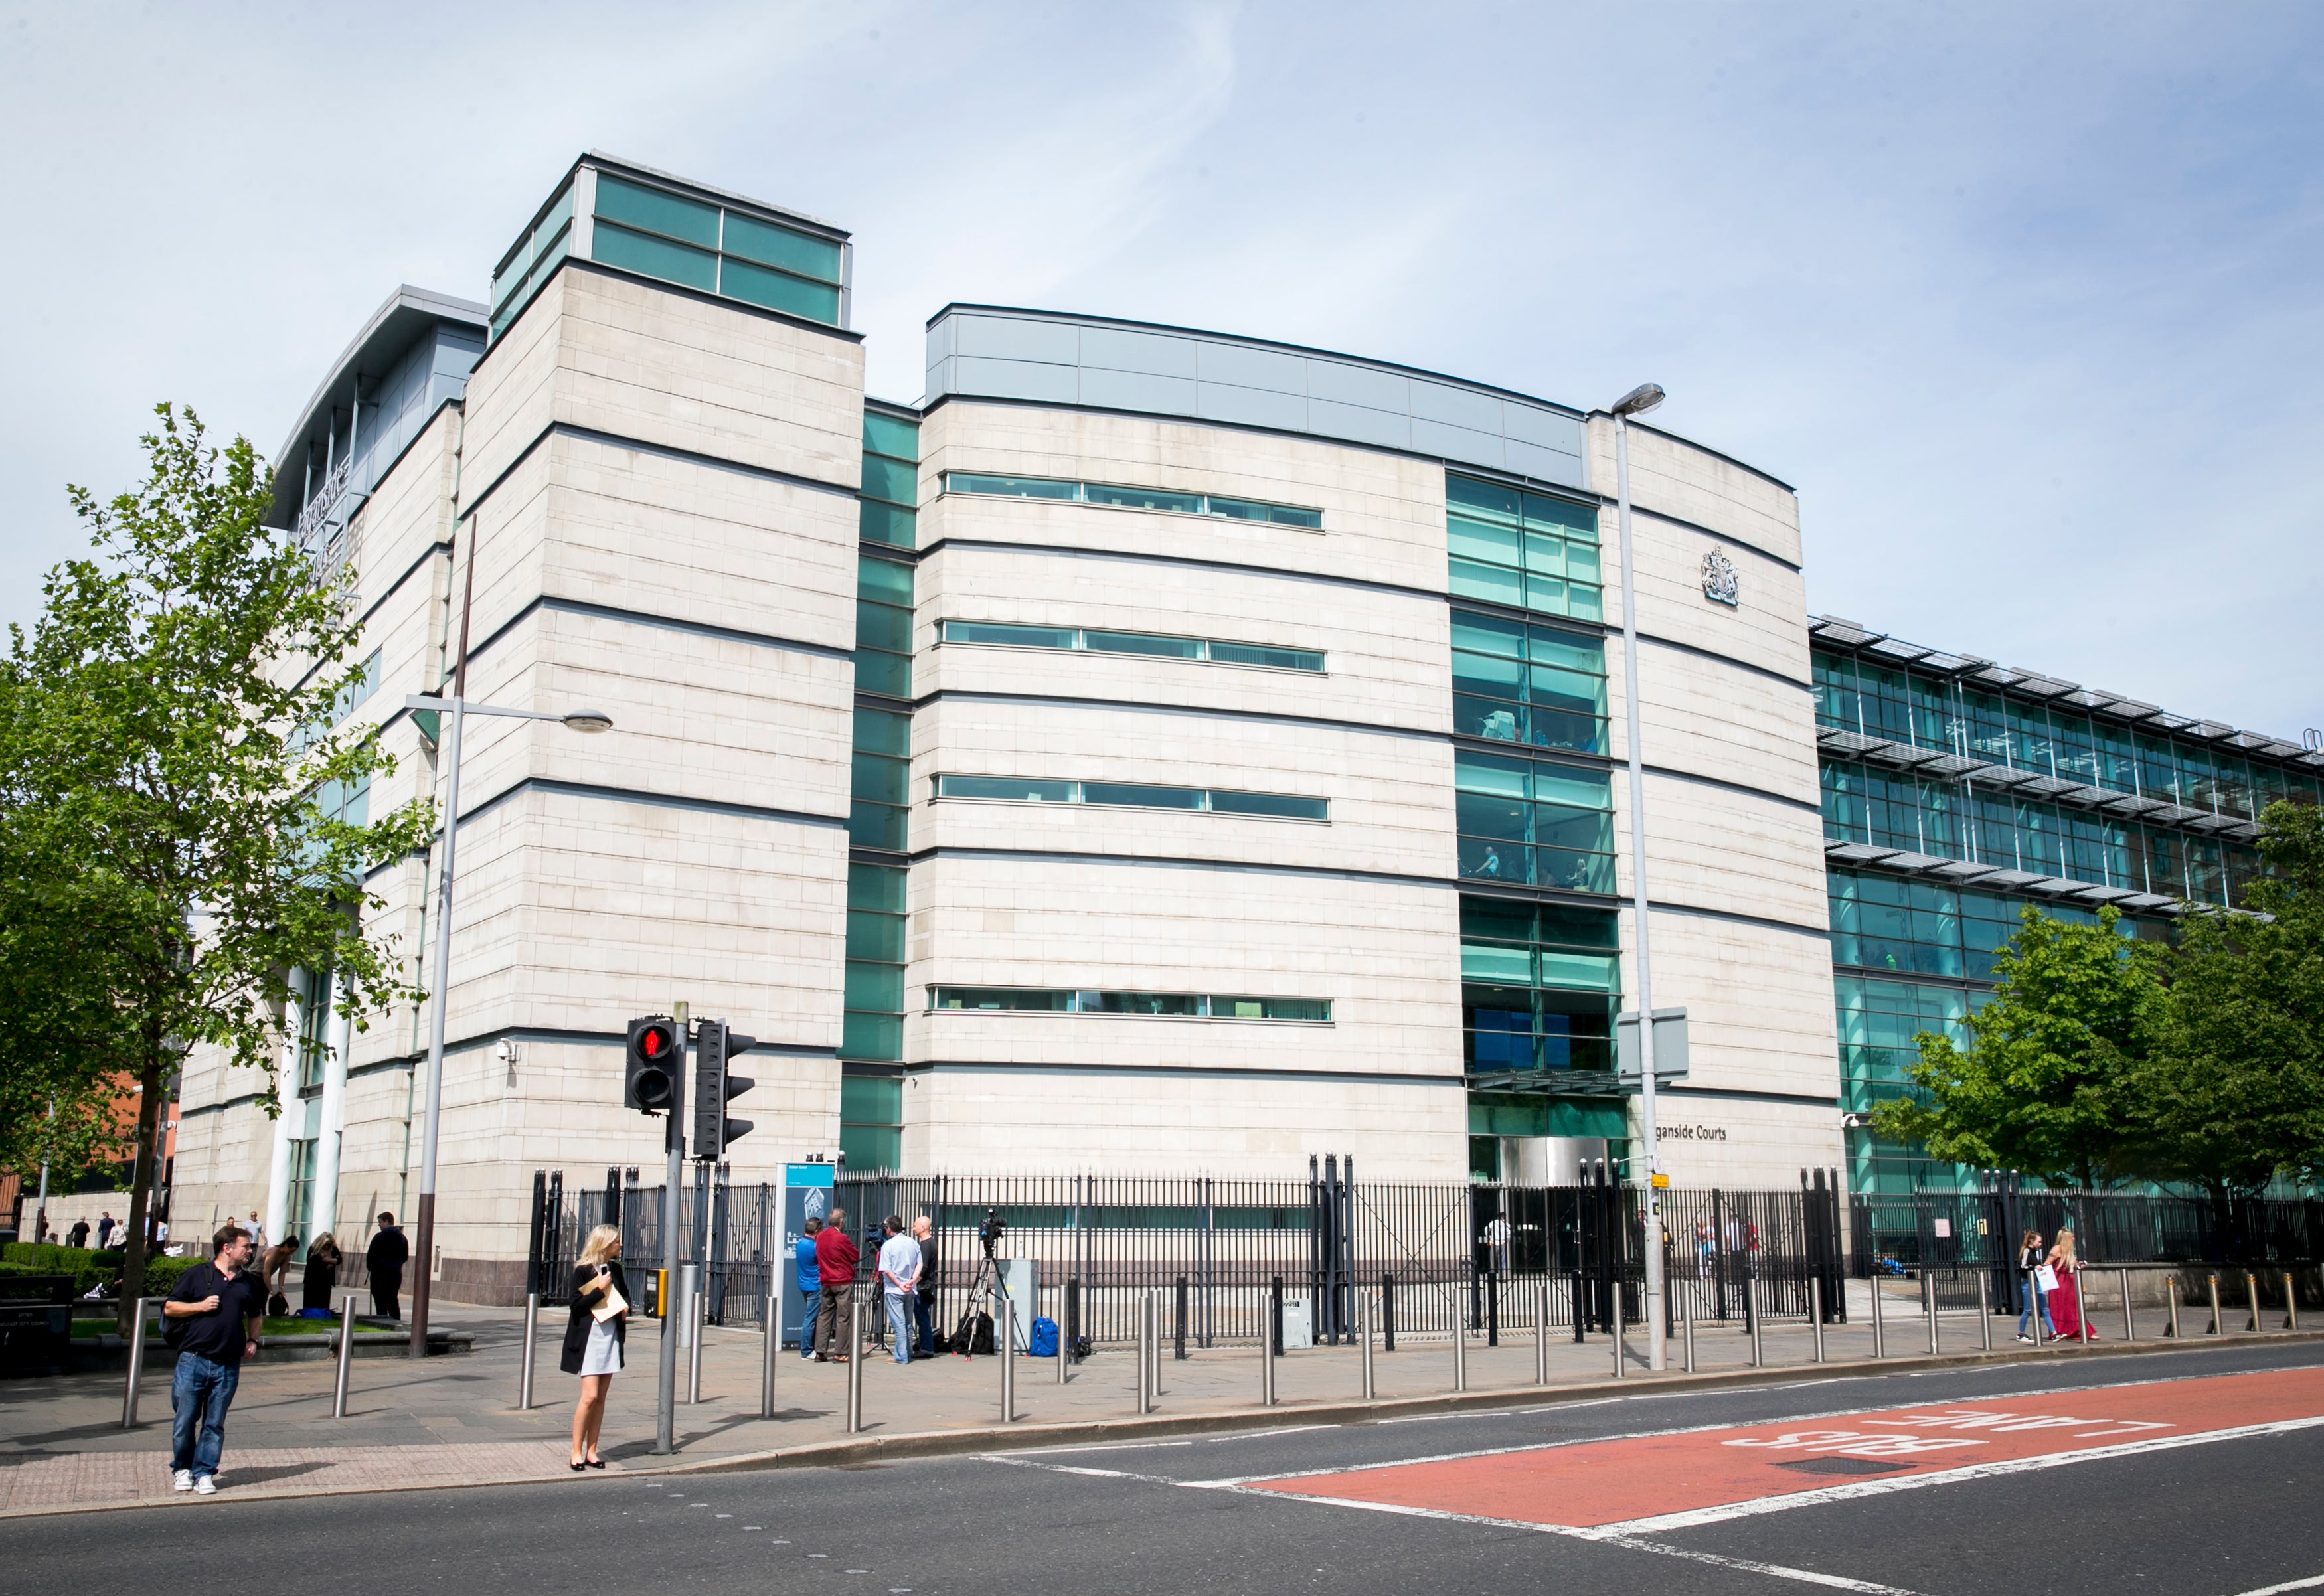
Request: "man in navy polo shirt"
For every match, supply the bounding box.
[164,1224,266,1495]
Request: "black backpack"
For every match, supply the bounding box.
[952,1309,995,1356]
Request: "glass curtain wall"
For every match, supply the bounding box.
[1453,750,1615,893]
[842,410,918,1170]
[1457,897,1620,1079]
[1450,609,1608,755]
[1446,473,1603,622]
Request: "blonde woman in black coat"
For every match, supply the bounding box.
[563,1225,629,1469]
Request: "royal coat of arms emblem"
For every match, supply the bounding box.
[1701,548,1740,607]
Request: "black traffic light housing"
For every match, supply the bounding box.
[625,1016,683,1115]
[690,1019,758,1158]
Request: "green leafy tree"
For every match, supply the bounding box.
[2133,801,2324,1195]
[0,406,432,1326]
[1870,904,2161,1190]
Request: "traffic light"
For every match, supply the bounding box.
[690,1019,758,1158]
[625,1016,683,1115]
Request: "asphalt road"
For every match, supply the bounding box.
[23,1341,2324,1596]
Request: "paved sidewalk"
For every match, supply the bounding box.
[0,1291,2292,1516]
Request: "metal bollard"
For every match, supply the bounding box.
[1534,1277,1549,1386]
[845,1293,866,1433]
[1057,1293,1070,1386]
[1453,1307,1469,1392]
[761,1291,779,1419]
[2246,1271,2261,1333]
[2166,1274,2181,1339]
[1745,1279,1760,1369]
[1683,1293,1696,1374]
[1175,1276,1189,1362]
[333,1295,357,1418]
[1979,1270,1993,1352]
[687,1289,705,1402]
[2208,1274,2222,1336]
[1613,1285,1627,1379]
[1259,1295,1276,1407]
[1151,1291,1165,1398]
[519,1291,539,1411]
[1381,1272,1396,1353]
[2287,1271,2301,1332]
[1136,1295,1153,1415]
[121,1297,151,1429]
[1929,1274,1942,1356]
[1361,1293,1376,1400]
[1870,1275,1885,1358]
[999,1295,1016,1424]
[2028,1271,2043,1346]
[2121,1271,2135,1344]
[1811,1278,1825,1364]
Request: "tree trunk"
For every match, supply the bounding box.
[115,1024,167,1336]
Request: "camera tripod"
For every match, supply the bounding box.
[954,1227,1005,1359]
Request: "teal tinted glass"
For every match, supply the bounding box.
[1459,896,1536,941]
[857,556,914,604]
[1449,559,1524,607]
[1447,475,1522,522]
[863,411,918,461]
[860,454,916,506]
[853,649,910,698]
[949,473,1077,499]
[1085,630,1202,659]
[1255,997,1329,1021]
[843,962,904,1012]
[846,799,906,850]
[851,751,906,805]
[855,598,910,654]
[847,862,906,913]
[1522,492,1598,541]
[1209,791,1329,820]
[1455,750,1531,797]
[720,210,844,283]
[939,775,1076,803]
[944,621,1078,649]
[592,222,718,291]
[1082,781,1204,809]
[1447,515,1522,563]
[845,908,905,963]
[859,500,915,548]
[1084,482,1204,513]
[720,256,841,323]
[594,175,720,247]
[852,706,910,757]
[1452,611,1526,657]
[934,987,1074,1011]
[1207,641,1325,671]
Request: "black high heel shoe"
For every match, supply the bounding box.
[585,1457,606,1469]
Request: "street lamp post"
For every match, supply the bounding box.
[402,690,612,1357]
[1610,382,1667,1372]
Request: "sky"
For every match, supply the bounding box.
[2,2,2317,738]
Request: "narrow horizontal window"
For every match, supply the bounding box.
[930,987,1330,1021]
[936,775,1326,820]
[944,472,1321,530]
[940,619,1323,673]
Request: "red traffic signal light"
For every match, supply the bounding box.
[625,1016,682,1113]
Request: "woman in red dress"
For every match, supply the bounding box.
[2046,1227,2096,1339]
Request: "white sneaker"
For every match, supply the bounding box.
[193,1475,217,1496]
[172,1469,193,1492]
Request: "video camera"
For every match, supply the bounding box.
[977,1207,1006,1257]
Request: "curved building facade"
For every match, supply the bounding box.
[162,154,2324,1293]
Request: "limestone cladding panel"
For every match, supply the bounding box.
[1621,908,1839,1101]
[904,1067,1469,1182]
[1647,1097,1845,1190]
[418,787,846,1050]
[1617,643,1820,809]
[541,430,856,651]
[918,400,1450,596]
[905,854,1459,1076]
[551,268,863,487]
[1618,773,1830,931]
[343,406,461,653]
[1586,416,1801,568]
[915,542,1450,734]
[912,698,1452,879]
[459,271,568,503]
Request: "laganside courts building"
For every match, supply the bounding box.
[167,155,2323,1300]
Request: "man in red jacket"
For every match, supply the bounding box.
[813,1207,860,1362]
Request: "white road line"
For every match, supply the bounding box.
[977,1455,1185,1486]
[1600,1535,1924,1595]
[1206,1425,1341,1442]
[2226,1575,2324,1596]
[981,1440,1195,1457]
[1592,1415,2324,1535]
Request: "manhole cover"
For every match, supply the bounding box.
[1775,1455,1911,1476]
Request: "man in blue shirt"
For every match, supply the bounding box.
[164,1225,266,1495]
[795,1217,823,1360]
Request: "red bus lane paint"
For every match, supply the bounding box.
[1243,1365,2324,1533]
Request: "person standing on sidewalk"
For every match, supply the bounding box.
[98,1212,116,1249]
[561,1225,629,1470]
[910,1216,940,1359]
[2016,1228,2054,1341]
[875,1217,921,1368]
[163,1225,265,1496]
[366,1212,408,1321]
[813,1207,859,1362]
[795,1216,823,1360]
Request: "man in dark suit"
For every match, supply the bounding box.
[365,1212,410,1320]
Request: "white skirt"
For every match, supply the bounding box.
[579,1317,623,1376]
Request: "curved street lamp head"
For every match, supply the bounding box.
[1611,383,1665,418]
[560,710,616,734]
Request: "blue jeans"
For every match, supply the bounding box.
[2018,1277,2054,1336]
[171,1353,240,1478]
[799,1285,819,1358]
[884,1294,914,1364]
[912,1291,935,1356]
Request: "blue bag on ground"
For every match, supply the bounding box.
[1028,1316,1059,1357]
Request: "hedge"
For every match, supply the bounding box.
[0,1245,201,1295]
